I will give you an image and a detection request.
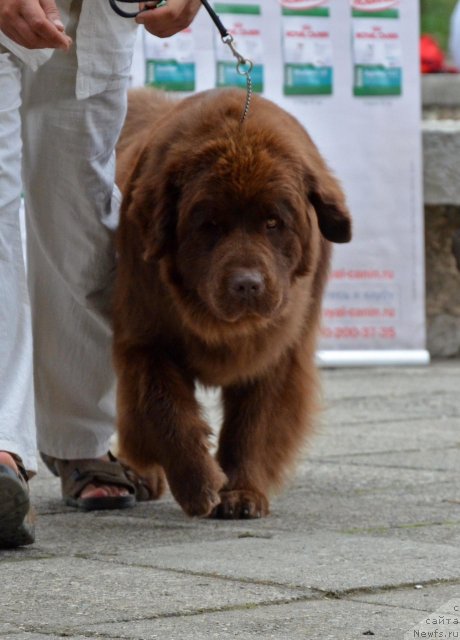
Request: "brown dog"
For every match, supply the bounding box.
[114,88,351,519]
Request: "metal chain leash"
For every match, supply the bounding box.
[221,33,253,124]
[200,0,254,123]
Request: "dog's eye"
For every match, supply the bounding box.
[202,219,220,230]
[265,217,280,230]
[200,218,224,237]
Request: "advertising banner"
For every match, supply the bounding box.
[131,0,427,366]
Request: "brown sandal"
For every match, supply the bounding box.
[40,452,138,511]
[0,457,35,548]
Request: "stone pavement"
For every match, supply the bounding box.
[1,360,460,640]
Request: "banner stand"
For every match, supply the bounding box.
[317,350,431,368]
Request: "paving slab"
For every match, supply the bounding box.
[0,557,305,635]
[102,532,460,593]
[86,598,424,640]
[323,391,459,426]
[28,510,279,558]
[0,623,22,635]
[298,465,453,500]
[351,582,460,614]
[310,417,460,457]
[355,521,460,546]
[320,361,460,399]
[295,457,452,490]
[3,636,89,640]
[275,490,460,538]
[329,448,460,472]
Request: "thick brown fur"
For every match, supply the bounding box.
[113,87,352,519]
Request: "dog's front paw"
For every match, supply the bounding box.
[210,489,270,519]
[167,457,227,518]
[137,464,167,501]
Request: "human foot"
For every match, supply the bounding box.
[79,455,130,500]
[40,453,139,511]
[0,451,35,548]
[78,457,166,504]
[0,451,19,474]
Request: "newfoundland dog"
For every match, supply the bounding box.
[113,88,351,519]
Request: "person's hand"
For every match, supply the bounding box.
[0,0,72,50]
[136,0,201,38]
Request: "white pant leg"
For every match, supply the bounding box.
[21,2,129,459]
[0,47,37,473]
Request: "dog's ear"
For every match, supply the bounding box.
[294,160,351,277]
[120,141,179,262]
[277,110,352,244]
[287,121,352,244]
[306,164,352,244]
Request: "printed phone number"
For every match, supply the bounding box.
[321,326,396,339]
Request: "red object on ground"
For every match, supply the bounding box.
[420,34,459,74]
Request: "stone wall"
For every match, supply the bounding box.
[425,206,460,356]
[422,75,460,357]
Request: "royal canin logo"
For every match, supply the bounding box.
[351,0,399,10]
[279,0,329,9]
[230,22,260,37]
[285,26,329,38]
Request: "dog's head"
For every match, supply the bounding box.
[122,90,351,331]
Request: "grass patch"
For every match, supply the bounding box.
[421,0,458,52]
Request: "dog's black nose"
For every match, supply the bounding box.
[229,270,265,299]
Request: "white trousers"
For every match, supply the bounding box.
[0,49,36,472]
[0,3,131,472]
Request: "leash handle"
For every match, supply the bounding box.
[200,0,229,39]
[108,0,166,19]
